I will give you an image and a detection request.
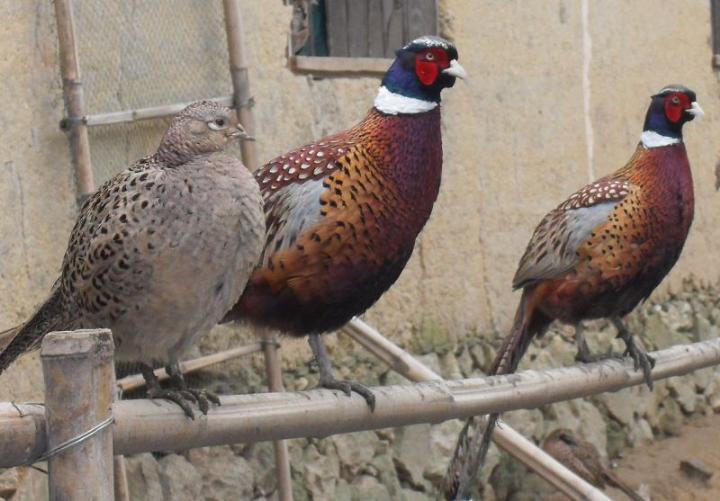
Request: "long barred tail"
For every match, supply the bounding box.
[443,289,550,500]
[0,289,66,374]
[603,470,644,501]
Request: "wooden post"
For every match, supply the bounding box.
[223,0,259,171]
[261,334,294,501]
[54,0,95,200]
[41,329,114,500]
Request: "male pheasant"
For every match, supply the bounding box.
[224,36,466,408]
[543,429,643,501]
[0,101,265,418]
[444,85,702,499]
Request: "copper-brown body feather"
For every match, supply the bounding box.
[226,108,443,335]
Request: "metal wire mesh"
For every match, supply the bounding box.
[72,0,235,184]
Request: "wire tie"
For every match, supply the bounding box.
[24,414,115,466]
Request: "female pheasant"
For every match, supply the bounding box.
[0,101,265,418]
[445,85,702,500]
[224,36,466,408]
[543,429,643,501]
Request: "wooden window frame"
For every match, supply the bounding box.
[287,0,437,76]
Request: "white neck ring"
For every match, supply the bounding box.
[641,130,680,148]
[373,86,437,115]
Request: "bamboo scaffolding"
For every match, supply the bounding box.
[342,318,610,501]
[261,335,293,501]
[223,0,258,171]
[41,329,114,499]
[116,343,263,393]
[81,96,235,128]
[54,0,95,199]
[2,337,718,468]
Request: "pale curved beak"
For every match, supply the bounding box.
[687,101,704,118]
[442,59,467,80]
[229,123,255,141]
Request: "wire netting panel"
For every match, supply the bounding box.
[72,0,234,184]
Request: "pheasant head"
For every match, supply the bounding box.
[641,85,703,148]
[375,35,466,115]
[156,100,250,166]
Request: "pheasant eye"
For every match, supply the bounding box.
[425,52,435,61]
[671,96,680,105]
[208,117,226,131]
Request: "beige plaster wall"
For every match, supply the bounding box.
[1,0,719,396]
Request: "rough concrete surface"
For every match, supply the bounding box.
[1,0,720,499]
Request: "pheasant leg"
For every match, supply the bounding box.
[574,322,623,363]
[166,362,221,415]
[309,334,376,411]
[612,317,655,389]
[140,363,196,419]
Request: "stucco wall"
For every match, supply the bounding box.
[1,0,719,388]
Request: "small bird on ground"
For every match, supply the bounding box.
[0,101,265,418]
[444,85,702,499]
[223,35,466,409]
[543,428,644,501]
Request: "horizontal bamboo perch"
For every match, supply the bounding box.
[1,338,719,467]
[342,318,610,501]
[64,96,235,128]
[116,343,263,393]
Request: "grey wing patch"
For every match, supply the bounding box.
[512,200,619,289]
[262,178,326,265]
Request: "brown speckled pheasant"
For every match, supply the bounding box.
[0,101,265,418]
[223,36,466,408]
[444,85,702,500]
[543,429,644,501]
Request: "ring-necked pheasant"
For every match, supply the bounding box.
[543,429,644,501]
[444,85,702,499]
[223,36,466,409]
[0,101,265,418]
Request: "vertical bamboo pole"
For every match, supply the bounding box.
[41,329,115,500]
[223,3,290,497]
[223,0,259,171]
[54,0,95,199]
[113,456,130,501]
[113,381,130,501]
[262,334,294,501]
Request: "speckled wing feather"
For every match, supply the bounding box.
[251,139,405,302]
[512,178,632,290]
[61,160,163,322]
[256,137,354,265]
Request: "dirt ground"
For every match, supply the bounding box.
[603,413,720,501]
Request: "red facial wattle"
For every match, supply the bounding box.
[415,48,450,86]
[664,93,690,123]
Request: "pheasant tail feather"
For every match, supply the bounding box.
[0,289,67,374]
[444,289,550,500]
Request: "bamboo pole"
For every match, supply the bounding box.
[223,0,258,171]
[261,335,293,501]
[342,318,609,500]
[54,0,95,199]
[3,338,719,468]
[113,377,130,501]
[113,456,130,501]
[41,329,115,500]
[82,96,235,128]
[116,343,263,393]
